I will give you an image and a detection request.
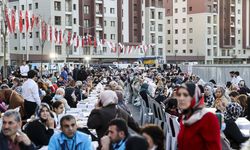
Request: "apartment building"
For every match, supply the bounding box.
[164,0,250,64]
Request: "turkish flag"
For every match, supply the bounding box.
[4,8,12,33]
[19,10,23,32]
[11,9,16,33]
[25,10,29,32]
[31,14,35,30]
[76,36,79,48]
[55,28,58,43]
[59,29,63,44]
[67,31,72,46]
[49,26,52,42]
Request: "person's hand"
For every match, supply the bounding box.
[101,135,110,150]
[16,130,32,146]
[46,117,55,129]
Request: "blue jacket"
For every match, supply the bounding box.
[48,131,92,150]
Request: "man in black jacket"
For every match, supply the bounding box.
[0,109,35,150]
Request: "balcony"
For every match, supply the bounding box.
[213,0,218,4]
[230,22,235,27]
[231,0,235,6]
[95,11,103,17]
[96,24,103,31]
[150,26,155,32]
[231,12,235,16]
[96,0,103,4]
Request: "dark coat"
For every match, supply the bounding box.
[65,87,76,107]
[87,104,140,138]
[0,132,36,150]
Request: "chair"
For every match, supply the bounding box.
[139,95,153,125]
[165,113,180,150]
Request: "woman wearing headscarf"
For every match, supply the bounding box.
[24,103,55,148]
[223,102,249,149]
[204,84,215,107]
[177,83,221,150]
[213,86,229,113]
[87,90,140,139]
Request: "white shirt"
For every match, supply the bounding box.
[22,79,41,105]
[20,65,30,76]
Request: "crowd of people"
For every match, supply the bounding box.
[0,62,250,150]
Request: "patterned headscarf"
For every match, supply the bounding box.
[204,84,215,107]
[224,102,242,121]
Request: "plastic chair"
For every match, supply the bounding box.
[165,113,180,150]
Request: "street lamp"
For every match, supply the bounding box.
[85,56,91,68]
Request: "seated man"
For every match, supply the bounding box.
[48,115,92,150]
[0,109,35,150]
[101,118,130,150]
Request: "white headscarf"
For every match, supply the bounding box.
[100,90,118,107]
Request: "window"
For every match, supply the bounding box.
[238,30,241,34]
[55,46,62,55]
[21,5,24,10]
[189,39,193,44]
[167,30,171,34]
[189,7,192,11]
[238,19,240,24]
[111,21,115,27]
[183,49,186,53]
[72,18,76,24]
[158,48,163,56]
[158,24,163,32]
[30,46,33,51]
[182,39,186,44]
[22,46,25,51]
[104,7,106,13]
[243,50,246,54]
[22,33,25,39]
[208,27,211,34]
[35,3,38,9]
[111,34,115,40]
[29,4,32,10]
[189,49,193,53]
[182,29,186,34]
[167,9,170,14]
[22,19,25,25]
[207,38,211,45]
[158,12,163,19]
[158,36,163,44]
[167,40,170,45]
[189,28,193,33]
[167,50,171,53]
[182,7,186,12]
[36,32,39,38]
[175,8,178,13]
[104,34,106,39]
[55,16,61,25]
[238,9,240,14]
[238,0,241,4]
[54,1,61,11]
[104,21,106,26]
[189,17,193,22]
[175,29,178,34]
[175,40,178,44]
[175,19,178,24]
[182,18,186,23]
[175,0,178,2]
[29,32,32,38]
[84,5,89,14]
[207,49,211,56]
[110,8,115,14]
[238,40,241,44]
[167,20,170,24]
[14,33,17,39]
[14,47,17,51]
[207,16,211,23]
[36,46,39,51]
[13,6,17,10]
[73,4,76,10]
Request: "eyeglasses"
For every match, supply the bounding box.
[177,92,189,97]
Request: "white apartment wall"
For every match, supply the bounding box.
[165,17,173,55]
[122,0,129,43]
[104,0,117,43]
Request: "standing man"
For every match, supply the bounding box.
[20,61,30,77]
[0,109,35,150]
[101,119,130,150]
[22,70,41,118]
[48,115,92,150]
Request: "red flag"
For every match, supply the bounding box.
[88,36,92,45]
[49,26,52,42]
[25,10,29,32]
[11,9,16,33]
[128,46,133,54]
[76,36,79,48]
[42,21,47,41]
[55,28,58,43]
[59,29,63,44]
[19,10,23,32]
[31,14,35,30]
[94,38,97,48]
[67,31,72,46]
[82,37,85,47]
[5,8,12,33]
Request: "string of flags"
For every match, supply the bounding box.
[4,7,156,54]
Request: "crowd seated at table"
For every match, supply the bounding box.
[0,64,250,150]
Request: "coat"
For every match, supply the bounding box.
[87,104,140,138]
[178,112,221,150]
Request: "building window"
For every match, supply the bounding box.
[189,49,193,53]
[175,8,178,13]
[183,49,186,53]
[189,39,193,44]
[243,50,246,54]
[158,24,163,32]
[167,30,171,34]
[30,46,33,51]
[238,9,240,14]
[111,34,115,40]
[207,38,211,45]
[21,5,24,10]
[207,16,211,23]
[208,27,211,34]
[36,32,39,38]
[238,40,241,44]
[175,40,178,44]
[167,9,170,14]
[104,21,106,26]
[84,5,89,14]
[55,46,62,55]
[22,33,25,39]
[175,29,178,34]
[158,12,163,19]
[238,19,240,24]
[238,0,241,4]
[182,29,186,34]
[73,18,76,24]
[22,19,25,25]
[167,40,170,45]
[35,3,38,9]
[182,39,186,44]
[110,8,115,14]
[55,16,61,25]
[84,19,89,27]
[182,18,186,23]
[29,32,32,38]
[182,7,186,12]
[175,0,178,3]
[158,48,163,56]
[175,19,178,24]
[189,7,192,11]
[54,1,61,11]
[36,46,39,51]
[207,49,211,56]
[167,19,170,24]
[111,21,115,27]
[189,28,193,33]
[22,46,25,51]
[158,36,163,44]
[29,4,32,10]
[73,4,76,10]
[167,50,171,53]
[14,47,17,51]
[14,33,17,39]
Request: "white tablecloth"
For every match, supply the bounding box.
[236,117,250,130]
